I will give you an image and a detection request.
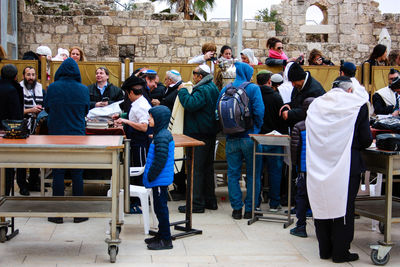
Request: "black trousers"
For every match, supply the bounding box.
[153,186,171,240]
[314,173,361,261]
[295,172,310,228]
[189,135,217,209]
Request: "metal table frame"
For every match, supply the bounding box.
[247,134,294,228]
[0,135,127,263]
[355,148,400,265]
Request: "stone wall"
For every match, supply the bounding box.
[17,0,275,63]
[17,0,400,65]
[272,0,400,64]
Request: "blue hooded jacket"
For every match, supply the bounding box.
[217,62,264,138]
[44,58,90,135]
[143,105,175,188]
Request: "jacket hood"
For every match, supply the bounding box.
[233,62,253,86]
[54,57,81,83]
[149,105,171,135]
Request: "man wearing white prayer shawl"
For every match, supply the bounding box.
[306,76,372,263]
[372,68,400,115]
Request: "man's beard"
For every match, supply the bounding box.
[24,79,37,90]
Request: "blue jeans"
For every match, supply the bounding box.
[52,169,84,196]
[152,186,171,240]
[226,137,262,212]
[262,145,283,208]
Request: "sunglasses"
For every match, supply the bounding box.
[277,47,283,50]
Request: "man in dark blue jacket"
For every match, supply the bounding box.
[44,58,90,224]
[217,62,265,219]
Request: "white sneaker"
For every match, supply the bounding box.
[269,205,282,212]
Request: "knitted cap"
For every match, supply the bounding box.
[287,62,306,82]
[36,46,52,57]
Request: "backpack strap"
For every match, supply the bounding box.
[238,81,251,90]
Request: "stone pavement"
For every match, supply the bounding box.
[1,187,399,266]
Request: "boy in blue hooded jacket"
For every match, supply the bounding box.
[143,105,175,250]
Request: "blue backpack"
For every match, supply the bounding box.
[217,82,253,134]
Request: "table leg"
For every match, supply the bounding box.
[0,168,4,196]
[383,156,393,245]
[248,140,258,225]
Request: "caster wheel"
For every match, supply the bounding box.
[0,227,7,243]
[371,249,390,265]
[108,245,119,263]
[379,222,385,234]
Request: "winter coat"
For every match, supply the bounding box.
[160,81,182,111]
[259,85,288,134]
[0,78,24,129]
[143,105,175,188]
[44,58,90,135]
[217,62,265,138]
[287,73,325,126]
[291,120,306,172]
[88,82,124,109]
[178,74,220,137]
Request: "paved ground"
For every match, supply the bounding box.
[1,186,399,266]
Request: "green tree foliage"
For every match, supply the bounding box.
[255,8,283,33]
[150,0,215,20]
[112,0,137,11]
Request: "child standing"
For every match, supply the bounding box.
[290,97,314,238]
[143,105,175,250]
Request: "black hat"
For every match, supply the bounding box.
[121,74,146,91]
[390,76,400,90]
[288,62,306,82]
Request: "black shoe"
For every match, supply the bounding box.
[28,183,41,192]
[19,188,30,196]
[147,239,173,250]
[232,209,242,220]
[144,235,161,244]
[205,201,218,210]
[290,226,308,238]
[243,211,252,219]
[178,205,205,213]
[332,252,359,263]
[73,217,89,223]
[48,217,63,224]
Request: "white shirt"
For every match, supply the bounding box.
[129,95,151,124]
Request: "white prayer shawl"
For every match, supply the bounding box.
[376,86,396,106]
[278,62,294,104]
[306,88,368,219]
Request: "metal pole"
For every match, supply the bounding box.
[230,0,237,55]
[236,0,243,58]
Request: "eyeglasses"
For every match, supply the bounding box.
[277,47,283,50]
[316,57,323,61]
[193,71,200,75]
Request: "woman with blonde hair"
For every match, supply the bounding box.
[69,46,85,62]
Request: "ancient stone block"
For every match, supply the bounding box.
[23,13,35,23]
[83,17,100,25]
[62,34,78,44]
[157,44,167,58]
[79,34,88,44]
[182,30,197,38]
[77,26,91,34]
[117,36,138,45]
[148,35,160,45]
[242,30,252,38]
[131,27,144,35]
[113,18,127,27]
[36,33,52,43]
[246,21,257,30]
[126,20,139,27]
[55,25,68,34]
[252,31,266,39]
[144,27,157,35]
[107,26,122,35]
[214,37,228,46]
[175,37,186,45]
[92,25,105,34]
[99,16,113,26]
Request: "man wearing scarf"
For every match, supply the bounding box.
[306,76,372,263]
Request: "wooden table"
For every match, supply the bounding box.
[355,147,400,265]
[142,134,205,240]
[0,135,126,263]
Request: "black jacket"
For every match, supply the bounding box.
[88,83,124,109]
[351,103,373,175]
[290,120,305,168]
[287,73,325,126]
[150,82,166,102]
[372,93,396,115]
[259,85,288,134]
[0,78,24,129]
[160,81,182,111]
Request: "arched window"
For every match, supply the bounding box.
[305,5,326,25]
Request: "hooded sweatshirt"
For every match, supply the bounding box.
[44,58,90,135]
[217,62,264,138]
[143,105,175,188]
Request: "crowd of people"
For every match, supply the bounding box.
[0,39,398,260]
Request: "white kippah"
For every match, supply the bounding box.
[199,64,211,74]
[36,46,52,57]
[271,74,284,83]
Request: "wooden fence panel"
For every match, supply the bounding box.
[0,60,38,83]
[133,63,198,83]
[50,61,122,87]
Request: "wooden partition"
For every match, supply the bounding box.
[0,60,38,83]
[370,66,400,96]
[133,62,198,83]
[50,61,122,87]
